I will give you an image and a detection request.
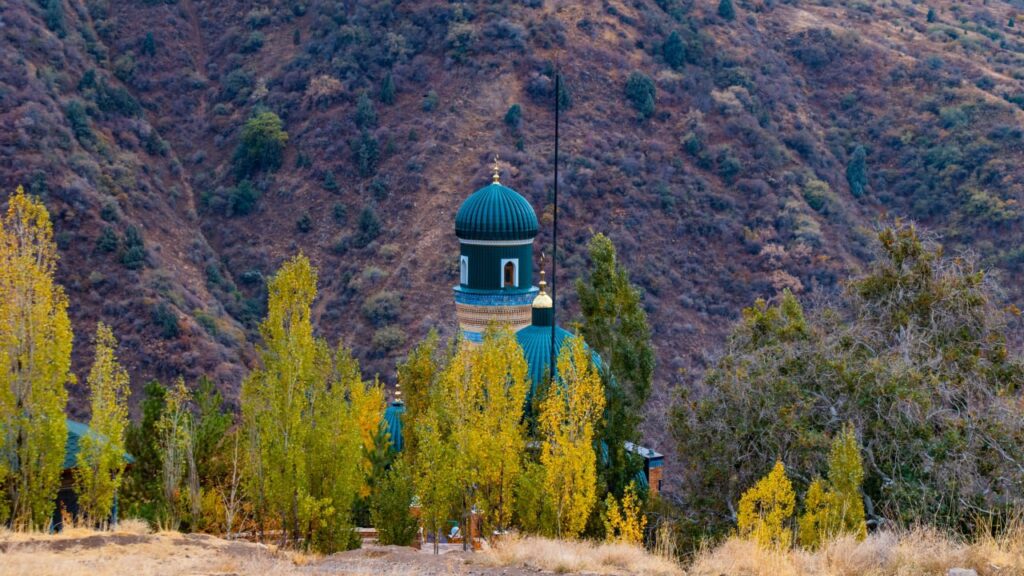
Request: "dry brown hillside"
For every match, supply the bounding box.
[3,0,1024,461]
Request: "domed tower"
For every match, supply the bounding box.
[453,160,539,341]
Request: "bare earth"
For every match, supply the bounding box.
[0,531,609,576]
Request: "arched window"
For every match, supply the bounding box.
[460,256,469,285]
[501,258,519,288]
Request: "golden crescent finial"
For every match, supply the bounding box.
[492,154,501,183]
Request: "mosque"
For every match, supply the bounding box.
[385,161,663,495]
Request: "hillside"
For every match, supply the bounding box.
[3,0,1024,456]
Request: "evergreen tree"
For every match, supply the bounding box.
[380,74,396,105]
[355,92,377,129]
[718,0,736,21]
[141,32,156,56]
[539,335,605,539]
[927,7,936,23]
[0,187,73,529]
[624,72,656,120]
[846,145,867,197]
[504,104,522,129]
[123,380,166,521]
[663,31,686,70]
[370,457,418,545]
[75,323,131,526]
[577,234,654,498]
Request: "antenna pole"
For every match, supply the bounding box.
[550,69,560,387]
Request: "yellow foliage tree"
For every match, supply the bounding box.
[604,481,647,544]
[75,323,131,526]
[737,460,795,550]
[0,187,74,529]
[241,255,382,552]
[539,334,605,539]
[798,424,867,548]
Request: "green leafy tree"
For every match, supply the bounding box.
[242,255,383,552]
[234,112,288,178]
[75,323,131,526]
[673,223,1024,538]
[0,187,73,529]
[370,457,418,545]
[624,72,656,120]
[798,424,867,549]
[577,234,654,498]
[396,330,441,460]
[718,0,735,21]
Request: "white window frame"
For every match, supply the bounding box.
[460,256,469,285]
[500,258,519,288]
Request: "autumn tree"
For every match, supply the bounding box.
[799,424,867,548]
[395,330,442,461]
[157,378,191,530]
[75,323,131,526]
[738,461,795,550]
[538,335,605,539]
[577,233,654,498]
[241,255,382,552]
[0,187,74,529]
[603,481,646,544]
[413,409,459,555]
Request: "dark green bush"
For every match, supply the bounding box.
[121,225,146,270]
[151,302,180,339]
[354,206,381,247]
[96,226,119,253]
[505,104,522,129]
[233,112,288,178]
[370,459,418,545]
[624,71,656,119]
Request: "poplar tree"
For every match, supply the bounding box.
[157,378,191,530]
[577,233,654,497]
[396,330,441,460]
[242,255,382,552]
[75,323,131,526]
[0,187,74,529]
[539,335,605,539]
[414,409,459,554]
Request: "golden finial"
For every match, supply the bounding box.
[534,252,552,308]
[492,155,501,183]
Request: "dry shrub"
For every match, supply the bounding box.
[483,535,683,575]
[114,518,151,535]
[689,527,1024,576]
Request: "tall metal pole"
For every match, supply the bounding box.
[550,70,560,387]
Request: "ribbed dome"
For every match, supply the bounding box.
[455,183,539,241]
[516,325,603,405]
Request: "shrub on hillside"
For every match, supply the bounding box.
[362,291,400,326]
[624,71,656,120]
[233,112,288,178]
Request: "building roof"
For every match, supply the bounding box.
[384,401,405,452]
[516,324,604,406]
[455,183,539,241]
[64,419,134,470]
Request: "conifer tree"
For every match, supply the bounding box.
[718,0,736,21]
[75,323,131,526]
[0,187,74,529]
[539,335,605,539]
[577,234,654,498]
[846,145,867,197]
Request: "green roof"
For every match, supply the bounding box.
[516,325,604,406]
[384,401,405,452]
[455,183,539,241]
[64,419,134,470]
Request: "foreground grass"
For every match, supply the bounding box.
[3,523,1023,575]
[483,535,684,575]
[690,527,1024,576]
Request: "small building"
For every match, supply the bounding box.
[52,419,134,530]
[385,162,665,496]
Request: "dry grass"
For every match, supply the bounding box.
[689,526,1024,576]
[482,535,683,575]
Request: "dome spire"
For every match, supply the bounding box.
[533,253,552,309]
[492,154,501,184]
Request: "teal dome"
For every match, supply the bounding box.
[455,183,539,241]
[517,325,603,405]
